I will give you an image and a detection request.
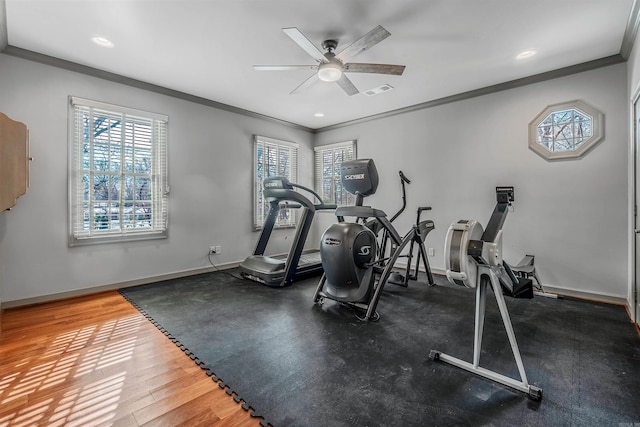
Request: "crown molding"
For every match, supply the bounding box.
[0,45,313,133]
[0,1,636,134]
[314,54,625,133]
[0,0,8,51]
[621,0,640,59]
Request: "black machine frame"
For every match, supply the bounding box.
[313,159,435,321]
[240,176,335,287]
[372,171,434,287]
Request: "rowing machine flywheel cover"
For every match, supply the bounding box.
[444,219,484,288]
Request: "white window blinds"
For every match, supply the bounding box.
[314,140,356,206]
[69,97,169,245]
[253,136,298,230]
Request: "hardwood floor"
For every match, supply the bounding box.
[0,291,262,427]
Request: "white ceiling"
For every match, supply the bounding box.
[2,0,637,130]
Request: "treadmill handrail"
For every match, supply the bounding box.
[263,176,332,209]
[264,185,337,212]
[264,188,317,211]
[316,203,337,210]
[290,182,324,205]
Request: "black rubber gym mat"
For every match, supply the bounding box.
[120,269,640,427]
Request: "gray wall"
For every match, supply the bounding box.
[314,63,629,300]
[0,53,630,306]
[0,53,314,304]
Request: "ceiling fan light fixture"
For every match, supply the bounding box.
[318,63,343,82]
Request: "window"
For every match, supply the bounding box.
[314,140,357,206]
[69,97,169,246]
[528,100,604,160]
[253,135,298,230]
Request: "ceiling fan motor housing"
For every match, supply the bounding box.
[321,39,338,52]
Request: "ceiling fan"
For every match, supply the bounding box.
[253,25,405,96]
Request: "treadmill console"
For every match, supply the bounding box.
[264,176,293,190]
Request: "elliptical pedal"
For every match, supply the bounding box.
[387,271,408,287]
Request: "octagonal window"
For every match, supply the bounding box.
[528,100,604,160]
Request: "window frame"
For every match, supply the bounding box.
[528,100,604,160]
[314,140,357,207]
[68,96,169,246]
[253,135,298,230]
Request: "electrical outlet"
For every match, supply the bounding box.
[428,248,435,257]
[209,246,218,255]
[215,245,222,254]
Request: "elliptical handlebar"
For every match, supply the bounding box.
[389,170,410,223]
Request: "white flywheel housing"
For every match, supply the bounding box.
[444,219,484,288]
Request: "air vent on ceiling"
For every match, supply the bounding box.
[363,84,394,96]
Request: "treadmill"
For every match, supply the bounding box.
[240,176,336,287]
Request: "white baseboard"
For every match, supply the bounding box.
[2,262,630,316]
[1,262,239,309]
[397,262,630,307]
[540,285,628,306]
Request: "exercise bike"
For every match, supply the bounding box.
[429,186,542,400]
[313,159,435,321]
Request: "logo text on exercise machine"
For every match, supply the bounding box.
[358,246,371,256]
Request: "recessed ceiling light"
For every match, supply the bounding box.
[92,36,114,48]
[516,49,537,60]
[314,113,325,118]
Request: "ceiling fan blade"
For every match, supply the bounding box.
[336,74,359,96]
[290,73,318,94]
[335,25,391,63]
[253,65,317,71]
[343,63,405,75]
[282,27,327,63]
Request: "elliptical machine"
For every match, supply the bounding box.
[371,171,434,287]
[429,187,542,400]
[313,159,435,321]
